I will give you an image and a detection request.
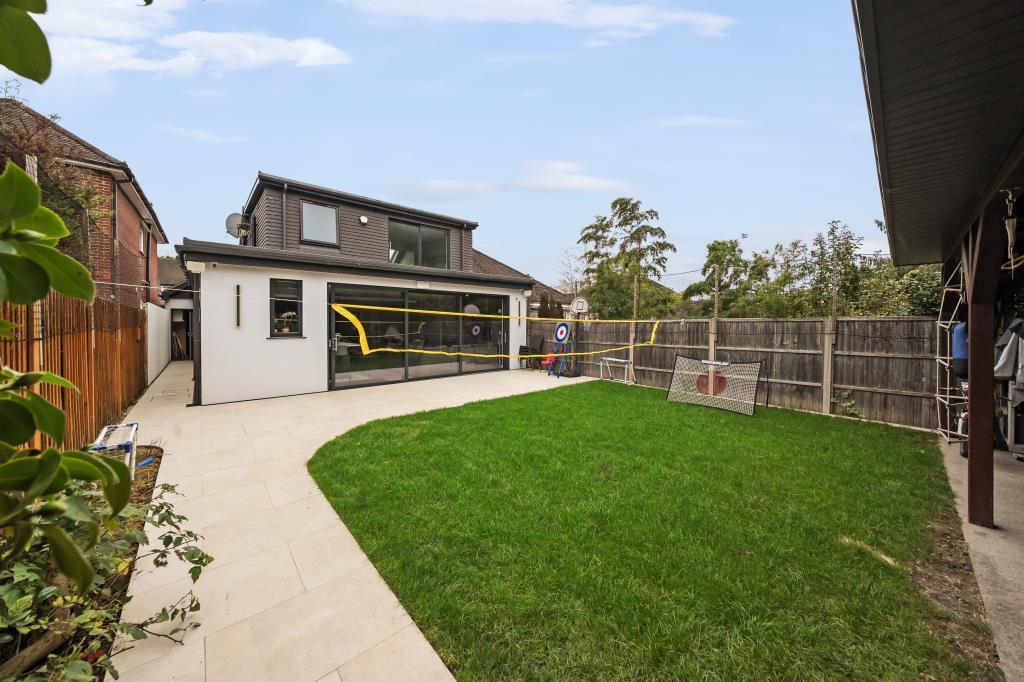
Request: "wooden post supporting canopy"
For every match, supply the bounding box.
[962,214,1003,528]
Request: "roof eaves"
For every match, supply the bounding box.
[177,239,535,287]
[251,172,480,229]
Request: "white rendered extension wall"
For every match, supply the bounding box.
[197,263,530,405]
[145,302,170,385]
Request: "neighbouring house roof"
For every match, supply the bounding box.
[243,172,480,231]
[177,239,535,288]
[471,249,570,304]
[851,1,1024,265]
[0,98,168,244]
[158,256,187,288]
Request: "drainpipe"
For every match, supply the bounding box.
[281,182,288,249]
[111,177,118,303]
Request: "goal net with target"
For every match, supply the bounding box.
[667,356,764,416]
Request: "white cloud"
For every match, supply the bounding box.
[160,125,248,144]
[160,32,351,70]
[38,0,350,76]
[337,0,732,44]
[407,180,497,200]
[520,161,627,193]
[656,115,753,128]
[39,0,186,41]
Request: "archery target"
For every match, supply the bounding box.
[554,322,570,343]
[468,322,483,338]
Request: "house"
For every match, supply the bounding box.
[176,173,536,405]
[471,250,571,316]
[0,98,168,306]
[852,0,1024,528]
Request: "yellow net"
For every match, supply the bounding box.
[330,303,661,359]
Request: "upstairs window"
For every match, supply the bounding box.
[270,279,302,337]
[389,221,449,269]
[301,201,338,245]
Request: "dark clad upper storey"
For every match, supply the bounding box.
[241,172,476,272]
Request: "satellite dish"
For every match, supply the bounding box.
[225,212,247,238]
[570,297,589,315]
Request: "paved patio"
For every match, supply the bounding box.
[943,444,1024,681]
[115,361,587,682]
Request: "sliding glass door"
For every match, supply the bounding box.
[329,285,406,388]
[462,294,506,373]
[329,284,508,389]
[407,292,460,379]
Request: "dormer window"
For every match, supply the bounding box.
[300,201,338,245]
[389,221,449,269]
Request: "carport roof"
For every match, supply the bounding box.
[852,0,1024,265]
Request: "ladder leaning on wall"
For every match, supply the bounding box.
[935,263,967,446]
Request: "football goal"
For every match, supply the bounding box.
[667,356,764,417]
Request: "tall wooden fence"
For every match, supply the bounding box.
[1,294,147,449]
[528,316,937,430]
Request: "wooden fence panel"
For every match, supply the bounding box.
[0,294,148,449]
[527,315,937,430]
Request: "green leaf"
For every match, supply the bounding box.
[0,398,36,444]
[2,367,78,392]
[23,448,59,499]
[40,525,94,592]
[64,450,130,516]
[0,252,48,303]
[0,161,41,225]
[1,520,32,560]
[13,206,68,244]
[15,242,94,302]
[0,1,46,12]
[0,6,51,83]
[0,319,15,338]
[9,392,64,444]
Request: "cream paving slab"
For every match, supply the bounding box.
[201,494,342,566]
[115,636,206,682]
[288,524,366,590]
[337,624,454,682]
[116,361,589,681]
[204,563,413,682]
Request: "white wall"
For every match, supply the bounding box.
[198,264,529,405]
[146,302,171,385]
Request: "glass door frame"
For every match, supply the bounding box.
[328,282,509,391]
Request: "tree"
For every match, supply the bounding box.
[577,197,677,319]
[681,220,940,319]
[556,247,586,299]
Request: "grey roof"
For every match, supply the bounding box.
[244,172,479,230]
[852,0,1024,265]
[176,239,535,288]
[471,249,570,303]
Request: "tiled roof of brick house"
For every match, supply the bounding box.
[472,249,570,304]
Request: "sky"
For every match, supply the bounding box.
[8,0,884,290]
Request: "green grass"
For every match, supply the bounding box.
[308,381,976,680]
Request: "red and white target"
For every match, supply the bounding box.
[553,322,570,344]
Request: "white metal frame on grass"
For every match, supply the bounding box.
[600,356,636,384]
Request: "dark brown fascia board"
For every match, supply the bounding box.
[176,239,535,288]
[242,172,480,230]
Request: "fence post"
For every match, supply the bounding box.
[821,316,835,414]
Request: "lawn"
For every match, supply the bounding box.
[308,381,983,680]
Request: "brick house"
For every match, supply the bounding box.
[0,98,168,306]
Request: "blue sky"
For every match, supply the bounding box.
[11,0,883,289]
